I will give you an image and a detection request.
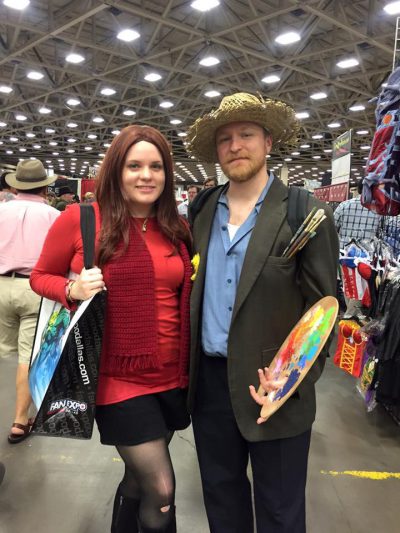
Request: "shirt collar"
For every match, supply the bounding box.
[218,172,275,214]
[14,192,47,203]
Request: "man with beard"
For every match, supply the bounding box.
[186,93,338,533]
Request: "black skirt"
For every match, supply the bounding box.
[95,387,190,446]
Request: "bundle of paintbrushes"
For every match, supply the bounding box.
[282,207,327,258]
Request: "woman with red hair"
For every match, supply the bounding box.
[31,125,192,533]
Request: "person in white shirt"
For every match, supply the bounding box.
[177,185,200,218]
[0,159,59,444]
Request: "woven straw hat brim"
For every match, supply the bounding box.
[187,95,300,163]
[6,171,56,190]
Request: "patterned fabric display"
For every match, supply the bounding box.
[361,67,400,216]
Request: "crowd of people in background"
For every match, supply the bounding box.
[1,170,219,212]
[0,173,97,209]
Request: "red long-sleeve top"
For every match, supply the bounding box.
[30,203,191,405]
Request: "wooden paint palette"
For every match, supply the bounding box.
[257,296,338,421]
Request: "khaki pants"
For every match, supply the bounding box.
[0,276,40,364]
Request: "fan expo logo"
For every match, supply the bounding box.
[48,398,87,415]
[73,323,90,385]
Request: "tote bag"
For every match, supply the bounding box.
[29,204,106,439]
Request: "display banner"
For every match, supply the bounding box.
[314,183,349,202]
[332,130,352,185]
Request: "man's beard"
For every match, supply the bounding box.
[221,156,266,183]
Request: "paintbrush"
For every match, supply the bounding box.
[284,210,326,258]
[281,206,318,257]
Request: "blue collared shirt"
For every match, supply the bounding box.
[201,174,275,357]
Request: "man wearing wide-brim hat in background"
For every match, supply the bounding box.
[0,159,59,443]
[186,93,339,533]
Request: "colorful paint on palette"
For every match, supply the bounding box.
[270,305,337,403]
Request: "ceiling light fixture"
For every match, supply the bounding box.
[191,0,220,11]
[275,31,301,45]
[295,111,309,119]
[337,58,359,69]
[328,122,341,128]
[100,87,116,96]
[27,71,44,80]
[205,90,221,97]
[349,104,366,112]
[66,98,81,106]
[356,129,369,135]
[199,56,220,67]
[67,122,78,128]
[3,0,30,9]
[38,107,51,114]
[122,109,136,116]
[66,53,85,64]
[117,29,140,42]
[160,101,173,108]
[310,92,327,100]
[170,119,182,125]
[15,114,27,121]
[144,73,162,82]
[384,1,400,15]
[92,116,104,123]
[262,74,280,84]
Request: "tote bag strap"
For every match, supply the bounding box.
[80,204,96,269]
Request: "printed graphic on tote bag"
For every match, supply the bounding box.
[29,305,70,409]
[29,296,94,411]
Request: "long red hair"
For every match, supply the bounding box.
[96,125,192,266]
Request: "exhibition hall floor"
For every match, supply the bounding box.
[1,357,399,533]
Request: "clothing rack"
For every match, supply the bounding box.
[383,404,400,426]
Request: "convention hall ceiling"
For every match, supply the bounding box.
[0,0,398,186]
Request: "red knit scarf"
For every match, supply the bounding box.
[101,220,192,379]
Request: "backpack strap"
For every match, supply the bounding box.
[287,186,310,236]
[188,184,225,227]
[79,204,96,269]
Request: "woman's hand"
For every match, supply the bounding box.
[249,367,288,425]
[69,267,105,301]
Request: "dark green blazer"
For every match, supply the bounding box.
[188,177,339,442]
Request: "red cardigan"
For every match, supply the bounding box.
[31,203,192,404]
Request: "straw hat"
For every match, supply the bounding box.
[6,159,56,190]
[186,92,300,163]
